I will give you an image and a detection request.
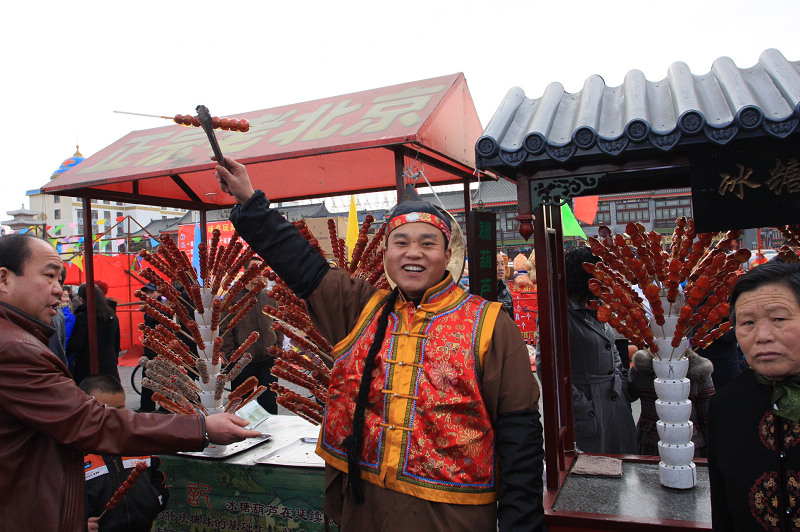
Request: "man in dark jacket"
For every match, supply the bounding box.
[49,266,69,366]
[80,375,169,532]
[497,252,514,319]
[0,233,261,531]
[220,257,283,413]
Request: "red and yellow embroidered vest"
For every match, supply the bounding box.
[316,275,502,505]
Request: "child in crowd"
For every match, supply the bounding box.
[79,375,169,532]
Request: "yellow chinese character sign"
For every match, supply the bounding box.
[690,140,800,232]
[467,211,498,301]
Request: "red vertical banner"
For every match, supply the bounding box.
[512,288,538,346]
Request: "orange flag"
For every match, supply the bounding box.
[573,196,599,224]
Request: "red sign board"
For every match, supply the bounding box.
[177,221,236,262]
[512,288,538,347]
[42,74,485,208]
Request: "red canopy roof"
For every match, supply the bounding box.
[42,73,486,209]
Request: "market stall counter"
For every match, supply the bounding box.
[545,456,710,531]
[152,415,337,532]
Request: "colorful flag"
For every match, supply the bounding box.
[345,195,358,260]
[192,223,203,286]
[561,203,587,239]
[573,196,600,224]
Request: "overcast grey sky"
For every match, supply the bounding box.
[2,0,798,223]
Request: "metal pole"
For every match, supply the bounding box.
[81,197,99,375]
[394,148,405,204]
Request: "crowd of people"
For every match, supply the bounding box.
[3,146,800,531]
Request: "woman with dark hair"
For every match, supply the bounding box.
[559,246,637,454]
[67,282,121,383]
[708,260,800,531]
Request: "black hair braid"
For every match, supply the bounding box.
[343,287,400,503]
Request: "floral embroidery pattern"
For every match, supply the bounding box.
[748,470,800,530]
[428,360,458,391]
[758,412,800,450]
[785,422,800,449]
[759,412,777,450]
[749,472,780,529]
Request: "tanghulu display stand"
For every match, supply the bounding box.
[476,48,800,530]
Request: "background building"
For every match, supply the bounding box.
[20,147,188,255]
[7,149,774,259]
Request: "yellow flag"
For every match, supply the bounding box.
[345,195,358,260]
[70,255,84,271]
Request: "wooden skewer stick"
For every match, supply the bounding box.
[113,110,174,120]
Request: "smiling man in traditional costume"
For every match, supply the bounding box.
[216,156,544,532]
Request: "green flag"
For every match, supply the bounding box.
[561,203,587,238]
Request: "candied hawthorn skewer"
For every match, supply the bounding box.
[214,374,227,401]
[134,290,173,319]
[268,346,330,387]
[328,219,348,269]
[262,306,333,355]
[212,336,223,366]
[96,461,149,519]
[114,110,250,132]
[151,392,195,415]
[227,331,260,366]
[226,353,253,382]
[272,384,324,425]
[348,214,374,274]
[293,220,327,258]
[235,386,267,411]
[228,376,259,401]
[271,359,328,402]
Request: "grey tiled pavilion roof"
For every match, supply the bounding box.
[476,48,800,170]
[418,179,518,212]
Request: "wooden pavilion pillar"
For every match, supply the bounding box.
[81,196,99,375]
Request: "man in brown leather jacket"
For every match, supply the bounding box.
[0,234,261,532]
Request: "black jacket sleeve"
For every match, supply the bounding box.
[230,191,330,299]
[495,408,545,532]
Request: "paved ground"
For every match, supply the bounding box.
[120,364,143,410]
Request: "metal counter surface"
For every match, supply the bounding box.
[212,414,322,466]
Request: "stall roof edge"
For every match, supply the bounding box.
[476,48,800,175]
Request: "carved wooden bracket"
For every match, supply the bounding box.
[530,176,601,211]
